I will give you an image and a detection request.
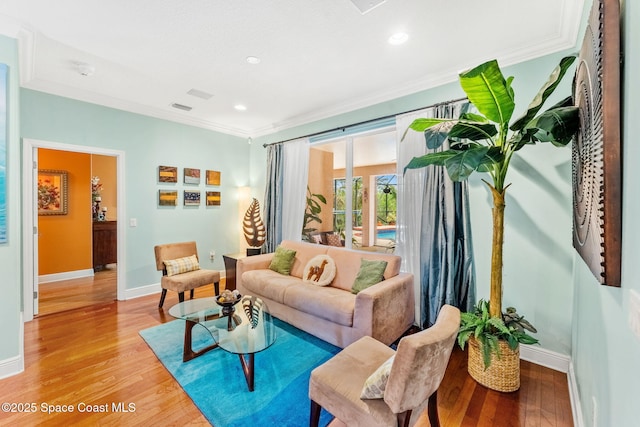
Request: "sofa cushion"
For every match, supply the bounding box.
[163,255,200,276]
[241,269,302,304]
[269,246,297,275]
[283,284,355,327]
[351,259,388,294]
[302,255,336,286]
[279,240,329,279]
[327,247,401,292]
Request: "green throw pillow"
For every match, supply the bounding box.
[268,246,297,275]
[351,258,388,294]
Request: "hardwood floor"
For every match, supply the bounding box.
[38,265,118,316]
[1,272,573,426]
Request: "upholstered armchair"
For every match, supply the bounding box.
[309,305,460,427]
[154,241,220,308]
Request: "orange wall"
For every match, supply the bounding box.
[38,149,92,275]
[308,148,334,232]
[91,154,117,220]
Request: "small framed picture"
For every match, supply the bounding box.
[184,190,201,206]
[206,191,221,206]
[38,170,68,215]
[184,168,201,185]
[159,166,178,183]
[158,190,178,206]
[206,170,221,186]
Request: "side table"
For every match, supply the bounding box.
[223,252,246,291]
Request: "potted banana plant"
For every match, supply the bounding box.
[404,56,579,391]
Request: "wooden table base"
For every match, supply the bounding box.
[182,320,257,392]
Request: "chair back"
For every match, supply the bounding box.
[154,241,199,271]
[383,304,460,414]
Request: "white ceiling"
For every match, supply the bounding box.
[0,0,584,138]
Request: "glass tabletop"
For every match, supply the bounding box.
[169,296,277,355]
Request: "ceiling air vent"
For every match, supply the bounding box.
[171,103,192,111]
[187,88,214,100]
[349,0,386,14]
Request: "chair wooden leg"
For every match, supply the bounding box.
[397,409,412,427]
[158,289,167,308]
[309,400,321,427]
[178,292,185,303]
[190,289,194,299]
[214,281,220,295]
[427,390,440,427]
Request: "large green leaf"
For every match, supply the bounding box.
[404,150,459,173]
[402,117,450,141]
[443,146,491,181]
[448,120,498,142]
[459,60,515,125]
[423,121,457,149]
[510,56,577,131]
[526,105,579,146]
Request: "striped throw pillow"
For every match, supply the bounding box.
[164,255,200,276]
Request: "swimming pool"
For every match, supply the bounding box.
[376,229,396,240]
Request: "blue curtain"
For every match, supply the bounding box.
[419,103,476,328]
[263,143,283,253]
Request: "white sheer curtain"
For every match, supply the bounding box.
[395,108,435,323]
[281,138,310,242]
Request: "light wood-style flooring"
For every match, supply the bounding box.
[0,270,573,426]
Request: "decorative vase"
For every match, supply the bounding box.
[467,336,520,392]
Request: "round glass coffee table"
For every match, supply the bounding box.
[169,295,276,391]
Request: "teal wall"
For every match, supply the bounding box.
[20,89,249,289]
[0,36,21,365]
[251,51,578,356]
[571,1,640,426]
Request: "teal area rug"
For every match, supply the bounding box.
[139,317,339,426]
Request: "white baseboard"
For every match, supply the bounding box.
[39,268,94,284]
[124,283,161,300]
[568,362,584,427]
[0,313,24,380]
[520,344,570,373]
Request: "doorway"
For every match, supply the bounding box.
[22,138,126,322]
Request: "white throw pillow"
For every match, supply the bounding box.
[302,255,336,286]
[361,355,395,399]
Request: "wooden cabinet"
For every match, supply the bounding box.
[93,221,117,271]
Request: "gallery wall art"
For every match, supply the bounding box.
[184,190,201,206]
[206,191,221,206]
[158,165,178,183]
[206,170,221,186]
[157,165,221,207]
[184,168,201,185]
[158,190,178,206]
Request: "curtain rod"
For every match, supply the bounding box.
[262,96,468,147]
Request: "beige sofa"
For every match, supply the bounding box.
[236,240,415,348]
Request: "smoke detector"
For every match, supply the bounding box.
[77,62,95,76]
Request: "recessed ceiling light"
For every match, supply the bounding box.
[388,32,409,45]
[234,104,247,111]
[246,56,261,65]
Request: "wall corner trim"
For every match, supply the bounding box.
[568,361,585,427]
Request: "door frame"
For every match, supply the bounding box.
[22,138,126,322]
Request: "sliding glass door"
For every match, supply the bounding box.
[306,128,396,252]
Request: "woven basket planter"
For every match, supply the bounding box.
[467,336,520,392]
